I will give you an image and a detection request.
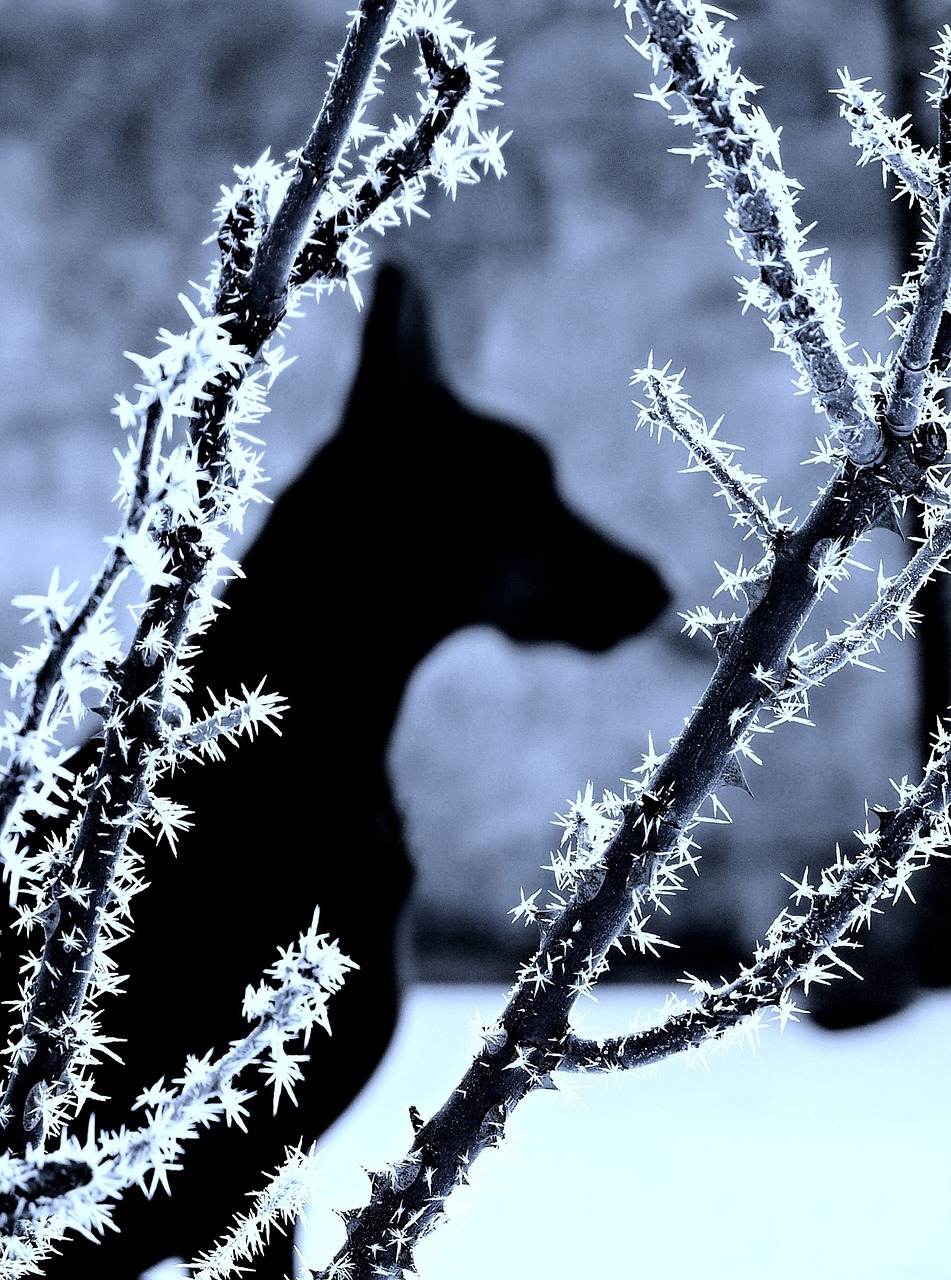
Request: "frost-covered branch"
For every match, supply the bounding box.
[307,423,901,1279]
[795,513,951,689]
[244,0,401,329]
[884,188,951,438]
[289,25,505,291]
[622,0,885,467]
[559,726,951,1073]
[190,1145,322,1280]
[167,681,290,764]
[0,310,257,1156]
[0,0,506,913]
[0,392,184,892]
[0,0,505,1253]
[108,911,354,1195]
[0,913,351,1275]
[635,360,785,547]
[835,71,941,219]
[310,9,951,1275]
[5,1,951,1275]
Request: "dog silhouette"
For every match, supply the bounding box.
[24,264,669,1277]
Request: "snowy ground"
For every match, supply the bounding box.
[299,983,951,1280]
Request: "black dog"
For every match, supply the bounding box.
[24,264,669,1278]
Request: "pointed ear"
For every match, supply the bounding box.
[340,263,439,430]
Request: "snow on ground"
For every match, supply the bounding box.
[301,983,951,1280]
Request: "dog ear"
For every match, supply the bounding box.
[341,263,438,418]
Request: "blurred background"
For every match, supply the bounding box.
[0,0,946,992]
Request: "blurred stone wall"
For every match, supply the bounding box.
[0,0,934,975]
